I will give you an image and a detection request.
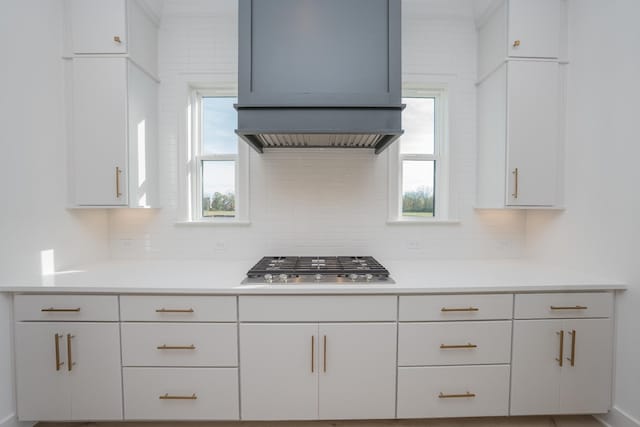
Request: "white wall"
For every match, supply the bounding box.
[0,1,109,425]
[526,0,640,425]
[108,0,527,261]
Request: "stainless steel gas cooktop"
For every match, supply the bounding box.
[242,256,394,285]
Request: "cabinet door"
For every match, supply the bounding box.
[508,0,561,58]
[239,324,318,420]
[318,323,396,419]
[69,0,127,54]
[510,319,563,415]
[506,61,560,206]
[67,323,123,420]
[559,319,613,414]
[73,58,128,206]
[15,323,71,421]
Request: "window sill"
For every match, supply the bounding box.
[174,220,251,227]
[386,218,461,225]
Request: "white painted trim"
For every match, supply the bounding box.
[174,220,251,227]
[386,219,460,225]
[0,413,34,427]
[596,407,640,427]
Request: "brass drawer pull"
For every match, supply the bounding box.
[440,343,478,349]
[323,335,327,373]
[556,330,564,367]
[550,305,588,310]
[159,393,197,400]
[567,330,576,366]
[311,336,315,373]
[512,167,519,198]
[42,307,81,312]
[155,308,195,313]
[54,333,64,371]
[115,166,122,198]
[67,334,75,371]
[441,307,479,312]
[157,344,196,350]
[439,392,476,399]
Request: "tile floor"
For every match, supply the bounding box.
[38,415,603,427]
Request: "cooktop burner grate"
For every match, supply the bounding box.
[247,256,389,279]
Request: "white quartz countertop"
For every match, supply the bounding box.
[0,259,626,294]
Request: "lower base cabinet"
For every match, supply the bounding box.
[123,368,239,420]
[398,365,510,418]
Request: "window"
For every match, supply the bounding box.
[187,90,249,223]
[388,89,448,221]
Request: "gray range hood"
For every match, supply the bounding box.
[235,0,404,154]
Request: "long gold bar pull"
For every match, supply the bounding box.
[157,344,196,350]
[568,330,576,366]
[42,307,81,312]
[439,392,476,399]
[323,335,327,373]
[311,336,315,373]
[441,307,479,312]
[159,393,197,400]
[67,334,74,372]
[512,168,519,198]
[115,166,122,198]
[556,330,564,367]
[550,305,588,310]
[440,343,478,349]
[54,333,64,371]
[155,308,195,313]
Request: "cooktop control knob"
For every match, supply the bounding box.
[365,274,373,282]
[279,274,288,283]
[349,273,359,281]
[315,274,323,281]
[264,274,273,283]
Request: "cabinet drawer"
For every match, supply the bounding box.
[120,296,236,322]
[123,368,239,420]
[14,295,119,321]
[514,292,613,319]
[397,365,510,418]
[239,296,396,322]
[399,294,513,321]
[398,321,512,366]
[121,323,237,367]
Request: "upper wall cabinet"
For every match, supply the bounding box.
[66,0,158,77]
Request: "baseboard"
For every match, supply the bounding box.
[596,407,640,427]
[0,413,34,427]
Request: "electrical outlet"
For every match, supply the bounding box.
[407,240,422,250]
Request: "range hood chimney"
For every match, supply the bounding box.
[235,0,404,154]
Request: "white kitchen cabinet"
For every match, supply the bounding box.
[71,57,158,207]
[15,322,123,421]
[510,318,613,415]
[239,322,396,420]
[476,60,561,208]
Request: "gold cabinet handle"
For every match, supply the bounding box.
[42,307,81,312]
[513,39,521,48]
[115,166,122,198]
[155,308,195,313]
[67,334,75,371]
[441,307,479,312]
[512,168,519,198]
[550,305,588,310]
[439,392,476,399]
[311,336,315,373]
[159,393,197,400]
[567,330,576,366]
[556,330,564,367]
[114,36,122,44]
[440,343,478,349]
[54,333,64,371]
[157,344,196,350]
[323,335,327,373]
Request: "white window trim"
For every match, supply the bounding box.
[182,87,250,224]
[387,87,451,223]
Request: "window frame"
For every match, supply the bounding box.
[388,87,449,222]
[187,88,250,224]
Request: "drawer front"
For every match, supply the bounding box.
[514,292,613,319]
[239,296,397,322]
[120,296,236,322]
[399,294,513,321]
[397,365,510,418]
[123,368,239,420]
[14,295,119,321]
[398,321,512,366]
[121,323,238,367]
